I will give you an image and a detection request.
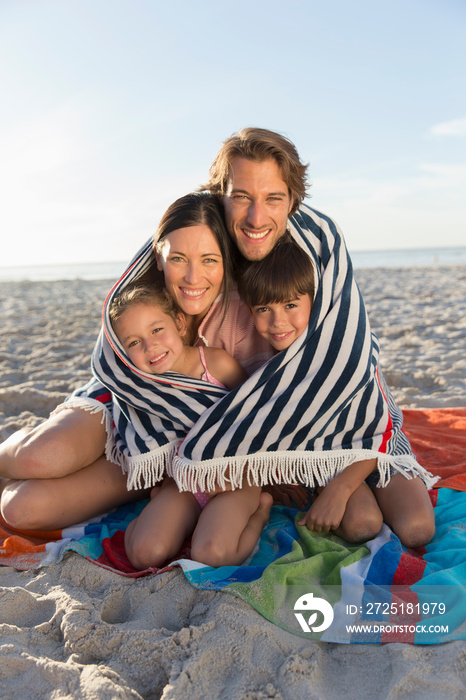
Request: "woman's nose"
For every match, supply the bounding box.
[184,262,201,283]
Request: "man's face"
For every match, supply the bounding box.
[222,157,293,260]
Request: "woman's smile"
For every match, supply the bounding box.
[156,225,224,325]
[179,287,209,297]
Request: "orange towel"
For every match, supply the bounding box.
[402,407,466,490]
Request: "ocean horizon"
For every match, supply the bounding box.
[1,245,465,282]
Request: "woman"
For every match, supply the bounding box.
[0,193,271,531]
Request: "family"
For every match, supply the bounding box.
[0,128,437,570]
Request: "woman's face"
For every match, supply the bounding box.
[155,224,224,322]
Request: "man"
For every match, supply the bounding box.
[205,127,308,260]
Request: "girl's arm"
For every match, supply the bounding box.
[204,348,248,390]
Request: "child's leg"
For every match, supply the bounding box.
[325,482,384,543]
[190,487,272,567]
[373,474,436,548]
[124,477,200,570]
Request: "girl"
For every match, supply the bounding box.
[238,235,436,548]
[109,282,272,570]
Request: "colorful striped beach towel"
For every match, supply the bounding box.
[0,484,464,644]
[64,203,436,494]
[1,408,464,644]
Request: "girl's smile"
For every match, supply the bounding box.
[114,303,187,374]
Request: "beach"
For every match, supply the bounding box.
[0,265,465,699]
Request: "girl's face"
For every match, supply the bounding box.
[250,294,312,351]
[114,302,187,374]
[155,225,224,323]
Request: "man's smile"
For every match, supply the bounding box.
[242,228,272,240]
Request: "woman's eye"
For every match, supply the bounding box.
[169,256,184,263]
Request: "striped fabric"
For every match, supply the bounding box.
[68,204,436,493]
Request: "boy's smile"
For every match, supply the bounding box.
[251,294,312,351]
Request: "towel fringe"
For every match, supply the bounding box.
[124,443,177,490]
[170,449,439,493]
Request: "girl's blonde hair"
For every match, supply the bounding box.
[109,282,181,327]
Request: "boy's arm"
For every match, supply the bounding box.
[297,458,377,532]
[204,348,248,390]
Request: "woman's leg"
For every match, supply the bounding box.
[0,407,108,479]
[1,457,150,531]
[373,474,436,548]
[124,478,200,570]
[190,486,272,567]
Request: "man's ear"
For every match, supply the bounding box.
[175,312,188,336]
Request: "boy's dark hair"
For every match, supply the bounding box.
[238,235,315,307]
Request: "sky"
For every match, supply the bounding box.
[1,0,465,267]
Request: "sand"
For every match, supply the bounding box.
[0,265,465,699]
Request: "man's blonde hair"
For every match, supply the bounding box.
[203,127,309,215]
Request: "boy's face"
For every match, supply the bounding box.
[250,294,312,351]
[114,303,186,374]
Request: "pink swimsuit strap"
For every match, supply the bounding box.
[198,346,227,389]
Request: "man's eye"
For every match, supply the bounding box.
[285,303,297,309]
[255,306,269,314]
[128,340,139,348]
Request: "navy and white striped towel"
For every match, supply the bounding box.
[64,203,436,493]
